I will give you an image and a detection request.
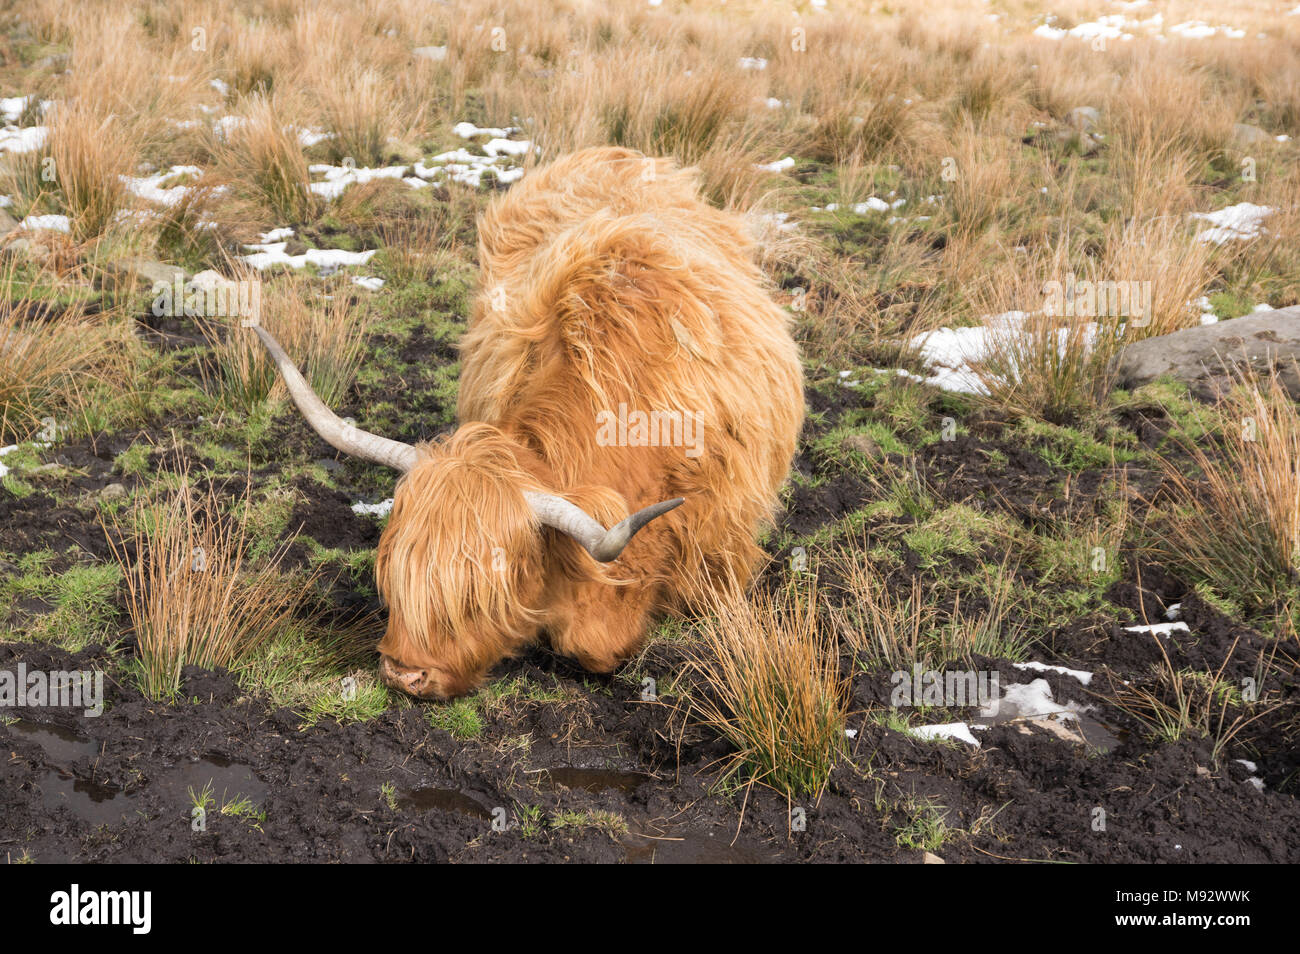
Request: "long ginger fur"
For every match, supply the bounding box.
[375,146,804,698]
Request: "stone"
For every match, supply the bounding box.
[921,851,946,864]
[1054,128,1100,155]
[0,207,20,240]
[99,483,127,502]
[1231,123,1269,149]
[98,258,188,293]
[1114,309,1300,400]
[1065,106,1100,132]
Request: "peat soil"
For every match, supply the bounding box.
[2,331,1299,862]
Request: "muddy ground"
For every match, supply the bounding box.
[2,329,1298,862]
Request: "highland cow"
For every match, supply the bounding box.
[253,146,804,699]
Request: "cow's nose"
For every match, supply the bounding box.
[378,654,432,697]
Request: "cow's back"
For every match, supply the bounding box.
[459,147,803,602]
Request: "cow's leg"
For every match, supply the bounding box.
[547,580,656,673]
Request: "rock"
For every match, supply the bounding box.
[1231,123,1269,149]
[1065,106,1100,132]
[1115,309,1300,400]
[2,237,48,262]
[99,483,127,502]
[0,207,20,240]
[1054,128,1100,155]
[190,269,234,291]
[921,851,946,864]
[413,45,447,62]
[1195,765,1212,778]
[33,52,69,72]
[98,258,187,293]
[843,432,882,460]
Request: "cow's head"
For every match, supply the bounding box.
[250,324,682,699]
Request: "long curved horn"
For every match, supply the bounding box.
[250,324,419,472]
[525,491,684,562]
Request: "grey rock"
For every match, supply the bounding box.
[1065,106,1100,132]
[1115,308,1300,399]
[99,483,127,501]
[0,207,20,239]
[99,258,188,293]
[1231,122,1269,149]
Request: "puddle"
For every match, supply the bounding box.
[7,719,101,763]
[397,787,493,820]
[622,828,772,864]
[543,767,652,793]
[6,718,268,827]
[972,707,1126,753]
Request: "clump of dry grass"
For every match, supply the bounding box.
[317,66,403,167]
[687,583,847,799]
[827,538,1031,671]
[1101,634,1277,762]
[105,473,314,701]
[1150,363,1300,615]
[5,100,138,243]
[0,264,116,440]
[199,275,371,413]
[212,92,317,223]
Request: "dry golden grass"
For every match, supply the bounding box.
[1151,364,1300,615]
[0,263,118,440]
[211,92,317,223]
[198,273,371,413]
[104,473,314,701]
[687,582,847,799]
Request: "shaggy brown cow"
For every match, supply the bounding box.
[253,146,804,699]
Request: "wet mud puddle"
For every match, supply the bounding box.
[5,718,268,826]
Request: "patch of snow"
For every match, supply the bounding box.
[1124,621,1190,637]
[1013,661,1094,686]
[1165,602,1181,620]
[309,164,408,200]
[120,165,203,207]
[351,275,385,291]
[453,121,519,139]
[1235,759,1257,773]
[1191,203,1273,244]
[0,125,48,153]
[20,214,70,232]
[757,156,796,173]
[240,241,377,271]
[910,722,981,746]
[352,498,394,518]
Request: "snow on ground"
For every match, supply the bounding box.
[1190,203,1273,244]
[240,227,377,271]
[907,311,1026,395]
[1124,621,1190,637]
[1013,661,1094,686]
[0,444,19,479]
[351,276,385,291]
[910,722,982,746]
[1032,12,1245,42]
[351,498,394,518]
[19,214,70,233]
[0,125,47,153]
[121,165,205,207]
